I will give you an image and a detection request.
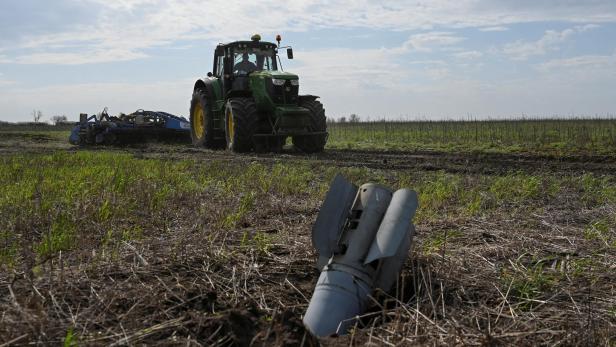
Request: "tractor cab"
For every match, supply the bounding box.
[212,35,293,95]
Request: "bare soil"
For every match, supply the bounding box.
[80,145,616,175]
[2,131,615,174]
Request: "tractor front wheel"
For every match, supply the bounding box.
[293,99,327,153]
[225,98,257,153]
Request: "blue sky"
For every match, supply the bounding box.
[0,0,615,122]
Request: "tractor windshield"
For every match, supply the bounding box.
[232,47,277,75]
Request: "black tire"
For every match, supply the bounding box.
[225,98,257,153]
[293,99,327,153]
[190,89,223,148]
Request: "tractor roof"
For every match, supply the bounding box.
[217,40,277,51]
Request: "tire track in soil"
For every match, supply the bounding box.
[3,142,614,175]
[136,146,616,175]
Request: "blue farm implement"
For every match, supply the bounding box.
[69,108,191,145]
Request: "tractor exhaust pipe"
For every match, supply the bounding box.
[303,175,418,337]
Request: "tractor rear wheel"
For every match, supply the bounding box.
[293,99,327,153]
[225,98,257,153]
[190,89,223,148]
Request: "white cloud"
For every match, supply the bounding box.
[424,68,450,80]
[402,32,466,52]
[503,25,599,60]
[289,38,458,93]
[2,1,615,65]
[576,24,601,32]
[290,47,409,90]
[86,0,157,11]
[538,51,616,71]
[14,50,148,65]
[453,50,483,59]
[479,26,509,32]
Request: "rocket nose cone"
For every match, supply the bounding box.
[303,270,371,337]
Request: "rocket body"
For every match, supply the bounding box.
[303,176,418,337]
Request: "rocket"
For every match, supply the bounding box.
[303,175,419,337]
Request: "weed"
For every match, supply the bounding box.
[0,230,18,267]
[490,172,541,204]
[583,219,614,247]
[501,258,560,308]
[37,214,76,258]
[415,171,461,221]
[241,231,272,255]
[580,174,616,205]
[222,191,257,229]
[63,327,77,347]
[453,177,492,215]
[422,229,463,254]
[463,190,484,216]
[98,199,111,222]
[567,258,598,278]
[270,163,316,195]
[122,226,144,241]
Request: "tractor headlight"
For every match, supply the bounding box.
[290,79,299,86]
[272,78,285,86]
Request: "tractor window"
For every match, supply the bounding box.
[259,54,275,71]
[215,55,224,76]
[232,47,277,75]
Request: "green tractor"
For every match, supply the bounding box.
[190,34,327,153]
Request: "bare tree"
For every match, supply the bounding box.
[338,116,347,123]
[349,114,360,123]
[32,109,44,123]
[51,115,68,125]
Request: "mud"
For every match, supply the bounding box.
[133,146,616,175]
[2,131,614,175]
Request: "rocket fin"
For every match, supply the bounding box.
[312,174,358,258]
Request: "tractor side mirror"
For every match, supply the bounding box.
[287,48,294,59]
[207,72,213,77]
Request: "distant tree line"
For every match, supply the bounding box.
[327,113,361,124]
[28,109,70,125]
[0,110,72,128]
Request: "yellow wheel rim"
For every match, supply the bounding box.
[226,108,235,144]
[193,105,205,139]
